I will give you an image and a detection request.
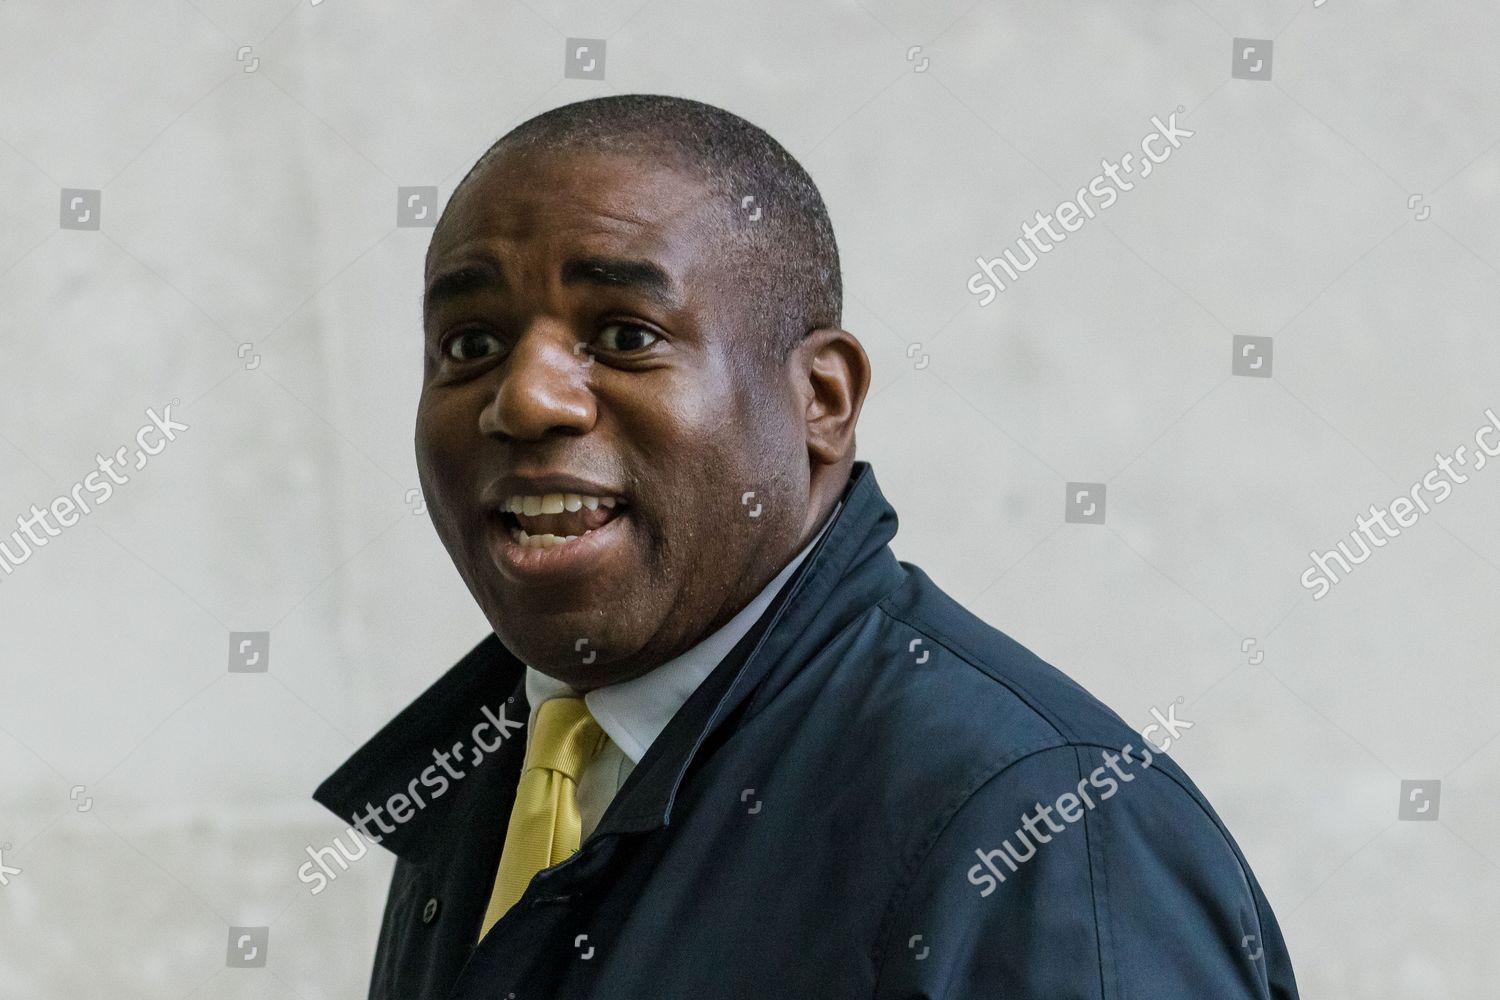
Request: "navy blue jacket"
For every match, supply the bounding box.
[314,460,1299,999]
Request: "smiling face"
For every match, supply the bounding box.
[416,147,858,689]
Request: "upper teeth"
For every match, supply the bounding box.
[503,493,620,515]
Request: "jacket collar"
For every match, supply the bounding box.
[312,460,905,859]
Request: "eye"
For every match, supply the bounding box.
[593,321,660,353]
[444,329,502,362]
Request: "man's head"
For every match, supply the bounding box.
[416,94,869,689]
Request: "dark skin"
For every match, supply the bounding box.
[416,147,869,690]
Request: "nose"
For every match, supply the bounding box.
[478,324,596,440]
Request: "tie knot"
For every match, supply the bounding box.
[526,696,605,780]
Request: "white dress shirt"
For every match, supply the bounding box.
[523,503,839,840]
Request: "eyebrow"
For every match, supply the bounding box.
[423,253,682,320]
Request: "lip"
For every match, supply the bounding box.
[487,507,633,582]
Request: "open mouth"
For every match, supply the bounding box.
[496,492,628,549]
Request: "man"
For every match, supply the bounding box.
[314,94,1299,999]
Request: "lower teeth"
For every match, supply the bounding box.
[512,527,586,549]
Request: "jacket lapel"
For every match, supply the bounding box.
[311,638,529,865]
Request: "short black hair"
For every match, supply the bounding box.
[435,94,842,367]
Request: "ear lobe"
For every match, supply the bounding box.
[797,328,870,466]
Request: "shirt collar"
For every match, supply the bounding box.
[523,502,840,764]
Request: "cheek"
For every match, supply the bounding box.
[415,391,478,509]
[414,401,444,486]
[654,359,758,445]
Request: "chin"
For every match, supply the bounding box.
[490,616,636,678]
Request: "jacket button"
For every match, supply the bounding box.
[421,897,440,924]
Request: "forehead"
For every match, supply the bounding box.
[426,148,726,279]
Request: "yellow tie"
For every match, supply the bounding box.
[478,696,607,940]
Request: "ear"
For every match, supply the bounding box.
[792,327,870,467]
